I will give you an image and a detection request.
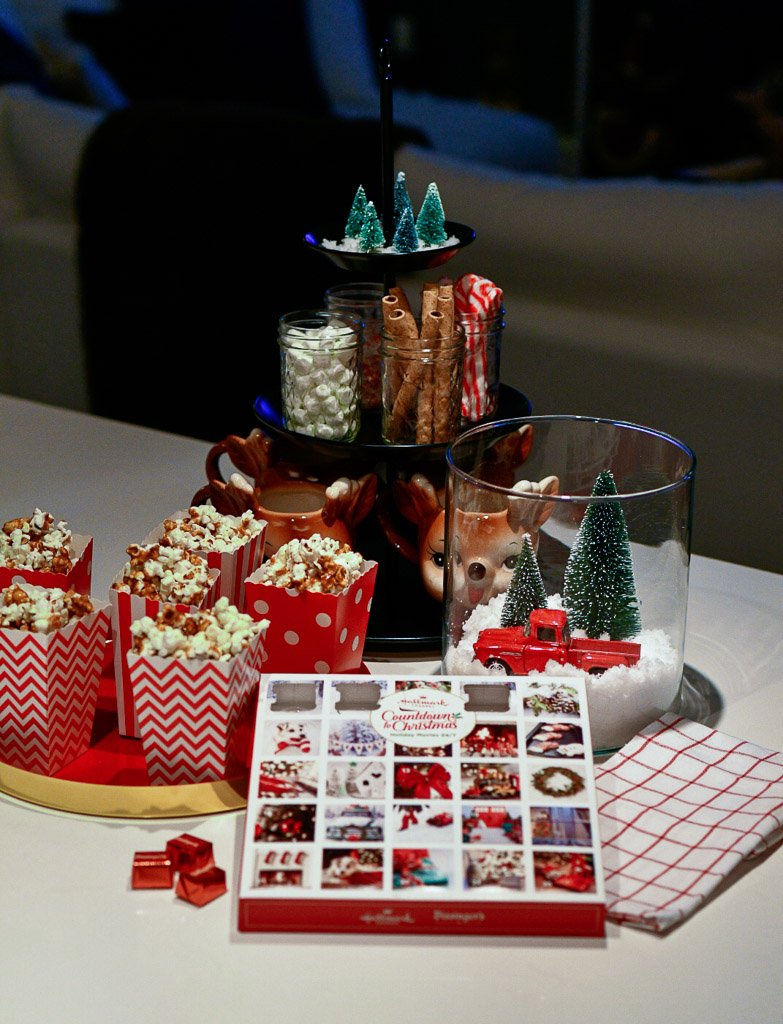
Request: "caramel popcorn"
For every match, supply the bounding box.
[130,597,267,661]
[160,505,264,554]
[256,534,363,594]
[113,543,212,605]
[0,509,73,573]
[0,584,94,633]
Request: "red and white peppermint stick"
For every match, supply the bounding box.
[454,273,504,421]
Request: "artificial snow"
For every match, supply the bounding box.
[444,592,680,751]
[321,235,459,255]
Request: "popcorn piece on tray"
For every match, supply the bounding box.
[127,602,268,785]
[245,533,377,674]
[0,509,93,595]
[0,584,110,775]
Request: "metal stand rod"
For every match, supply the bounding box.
[378,39,395,292]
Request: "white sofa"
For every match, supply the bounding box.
[0,84,101,411]
[1,84,781,574]
[399,145,783,575]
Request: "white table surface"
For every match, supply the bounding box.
[2,395,782,1024]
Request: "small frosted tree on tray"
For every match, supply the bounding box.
[344,185,368,239]
[394,171,415,230]
[393,204,419,253]
[359,201,385,251]
[499,535,548,628]
[563,470,642,641]
[416,182,447,245]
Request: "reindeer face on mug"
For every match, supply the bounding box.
[450,479,559,613]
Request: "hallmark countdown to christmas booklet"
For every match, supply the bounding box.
[237,674,605,936]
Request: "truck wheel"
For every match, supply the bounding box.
[587,665,607,675]
[485,658,511,675]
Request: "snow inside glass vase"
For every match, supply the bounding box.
[442,416,695,752]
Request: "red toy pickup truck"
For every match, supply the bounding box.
[473,608,641,676]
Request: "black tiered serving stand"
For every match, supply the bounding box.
[259,42,525,652]
[254,386,530,653]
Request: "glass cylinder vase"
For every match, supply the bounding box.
[278,309,362,442]
[442,415,696,752]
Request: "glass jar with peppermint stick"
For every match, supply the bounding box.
[278,309,362,442]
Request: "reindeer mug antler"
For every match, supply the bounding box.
[193,427,377,556]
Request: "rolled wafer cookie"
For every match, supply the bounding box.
[433,286,459,443]
[421,282,439,320]
[383,304,419,412]
[390,309,445,442]
[415,309,446,443]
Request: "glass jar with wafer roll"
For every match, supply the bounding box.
[379,282,466,445]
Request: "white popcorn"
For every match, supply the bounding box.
[0,583,94,633]
[130,596,267,661]
[257,534,364,594]
[113,543,212,604]
[161,505,264,554]
[0,509,74,572]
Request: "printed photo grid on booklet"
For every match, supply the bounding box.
[238,675,605,936]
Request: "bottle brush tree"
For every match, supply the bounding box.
[499,535,548,628]
[344,185,368,239]
[359,201,385,251]
[563,470,642,640]
[416,181,447,245]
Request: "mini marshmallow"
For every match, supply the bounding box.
[280,322,361,441]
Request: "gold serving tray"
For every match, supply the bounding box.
[0,759,248,819]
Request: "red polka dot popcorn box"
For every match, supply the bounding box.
[109,543,220,738]
[244,535,377,674]
[0,509,93,597]
[126,602,268,785]
[0,585,110,775]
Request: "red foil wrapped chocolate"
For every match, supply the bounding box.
[131,851,175,889]
[176,865,227,907]
[166,833,214,874]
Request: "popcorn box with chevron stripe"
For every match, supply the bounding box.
[0,601,110,775]
[146,512,266,612]
[0,535,93,597]
[110,569,220,739]
[127,626,267,785]
[245,561,377,675]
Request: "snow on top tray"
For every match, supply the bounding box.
[306,221,476,273]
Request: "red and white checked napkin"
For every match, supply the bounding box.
[595,713,783,933]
